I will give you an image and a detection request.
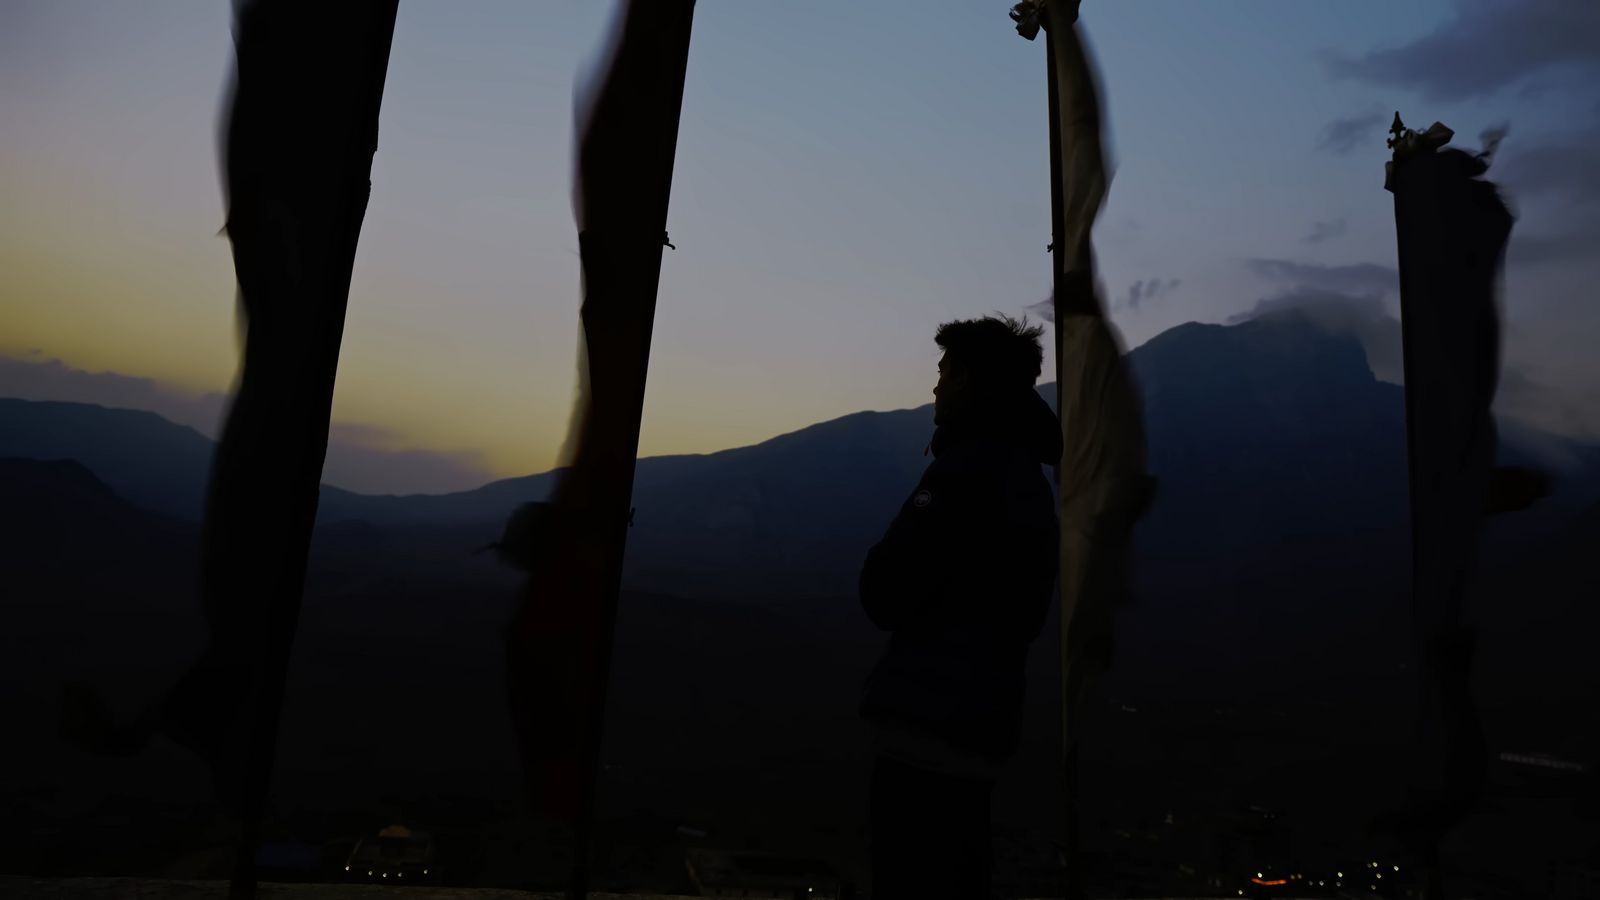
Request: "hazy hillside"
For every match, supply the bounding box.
[2,433,1595,892]
[0,398,370,523]
[0,401,215,520]
[9,311,1595,607]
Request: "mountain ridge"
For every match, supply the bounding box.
[5,312,1596,539]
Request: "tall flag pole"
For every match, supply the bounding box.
[502,3,695,898]
[1012,3,1152,897]
[1382,114,1527,898]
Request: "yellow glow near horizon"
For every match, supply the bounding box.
[11,203,951,487]
[3,163,937,489]
[1,202,924,488]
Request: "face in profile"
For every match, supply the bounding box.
[933,355,971,425]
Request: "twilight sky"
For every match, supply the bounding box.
[2,1,1597,494]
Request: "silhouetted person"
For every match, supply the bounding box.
[860,315,1061,900]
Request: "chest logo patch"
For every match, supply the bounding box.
[912,490,933,508]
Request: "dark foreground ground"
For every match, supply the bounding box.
[2,494,1595,898]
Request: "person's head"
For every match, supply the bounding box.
[932,314,1046,424]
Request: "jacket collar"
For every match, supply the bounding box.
[930,388,1061,465]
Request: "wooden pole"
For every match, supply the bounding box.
[1021,5,1150,898]
[1042,28,1088,900]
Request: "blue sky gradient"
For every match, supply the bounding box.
[2,1,1596,493]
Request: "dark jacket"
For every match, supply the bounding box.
[858,389,1061,761]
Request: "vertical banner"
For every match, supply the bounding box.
[200,3,400,896]
[1014,2,1152,897]
[503,3,696,897]
[61,7,402,896]
[1385,115,1514,897]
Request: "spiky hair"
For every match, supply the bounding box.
[934,314,1046,391]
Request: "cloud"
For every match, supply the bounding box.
[1023,276,1181,319]
[1226,282,1600,442]
[1496,365,1600,445]
[0,354,227,434]
[1316,112,1387,156]
[1228,289,1405,384]
[1322,0,1600,102]
[1303,218,1348,245]
[1493,126,1600,266]
[0,354,497,495]
[1233,258,1403,381]
[1121,278,1181,311]
[1506,230,1598,267]
[1243,258,1399,298]
[1495,133,1600,203]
